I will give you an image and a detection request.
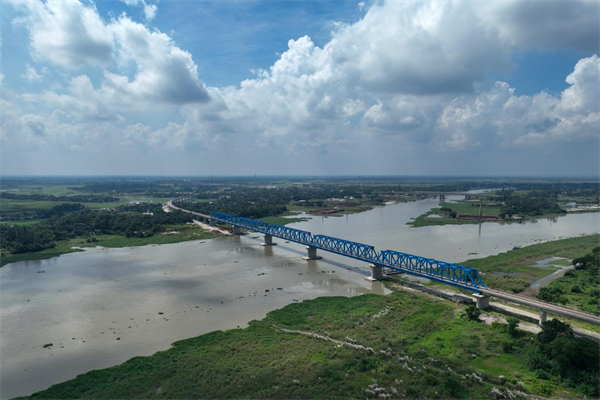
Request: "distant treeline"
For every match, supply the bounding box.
[0,192,119,203]
[0,204,193,254]
[498,191,566,218]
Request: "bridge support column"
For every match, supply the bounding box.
[303,246,322,260]
[261,234,277,246]
[209,219,216,226]
[538,310,547,325]
[232,226,241,235]
[365,264,386,281]
[472,294,490,309]
[439,194,445,203]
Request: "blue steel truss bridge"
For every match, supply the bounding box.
[166,198,600,327]
[210,211,487,291]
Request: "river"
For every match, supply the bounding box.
[1,197,598,399]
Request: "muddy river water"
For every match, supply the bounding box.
[1,196,599,398]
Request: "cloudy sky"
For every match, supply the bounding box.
[1,0,598,176]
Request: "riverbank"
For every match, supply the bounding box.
[0,224,219,267]
[23,288,594,399]
[459,234,599,293]
[406,200,578,228]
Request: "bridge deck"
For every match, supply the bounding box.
[167,200,600,326]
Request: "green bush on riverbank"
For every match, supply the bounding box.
[461,234,600,293]
[23,290,594,399]
[537,247,600,315]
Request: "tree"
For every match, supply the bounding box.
[537,319,573,344]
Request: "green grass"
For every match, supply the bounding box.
[542,269,600,315]
[0,225,219,267]
[408,208,476,227]
[287,203,374,216]
[23,290,577,399]
[0,240,85,267]
[444,202,502,216]
[0,219,46,226]
[549,259,572,266]
[0,199,62,217]
[0,197,168,224]
[462,234,600,293]
[408,201,502,227]
[259,216,310,226]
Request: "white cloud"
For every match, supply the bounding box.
[435,55,600,150]
[22,64,42,83]
[120,0,158,22]
[106,16,209,104]
[3,0,598,175]
[15,0,115,68]
[478,0,600,52]
[13,0,207,105]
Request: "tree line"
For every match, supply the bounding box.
[0,192,120,203]
[499,191,566,218]
[0,204,193,255]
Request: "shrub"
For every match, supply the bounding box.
[538,319,573,344]
[464,305,481,321]
[501,341,513,353]
[570,285,581,293]
[506,317,519,338]
[537,287,568,305]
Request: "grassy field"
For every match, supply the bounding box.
[259,216,310,226]
[0,225,219,267]
[408,201,502,227]
[0,199,65,218]
[0,199,123,219]
[24,289,584,399]
[0,218,46,226]
[287,203,374,216]
[461,234,600,293]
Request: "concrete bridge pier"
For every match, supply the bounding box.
[472,294,490,309]
[365,264,386,281]
[439,194,446,203]
[209,219,216,226]
[261,234,277,246]
[303,246,322,260]
[232,226,241,235]
[539,310,548,325]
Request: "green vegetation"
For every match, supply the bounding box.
[24,290,596,399]
[0,203,223,267]
[0,225,219,267]
[498,190,566,218]
[408,202,502,227]
[537,247,599,315]
[527,319,599,396]
[259,216,310,226]
[461,234,599,293]
[409,187,581,228]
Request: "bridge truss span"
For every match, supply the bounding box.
[311,235,378,261]
[378,250,485,289]
[210,211,486,292]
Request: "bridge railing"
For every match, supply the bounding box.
[378,250,486,289]
[211,211,313,245]
[312,235,378,261]
[210,211,486,291]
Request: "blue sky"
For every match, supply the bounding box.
[1,0,599,176]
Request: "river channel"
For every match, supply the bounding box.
[1,196,599,398]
